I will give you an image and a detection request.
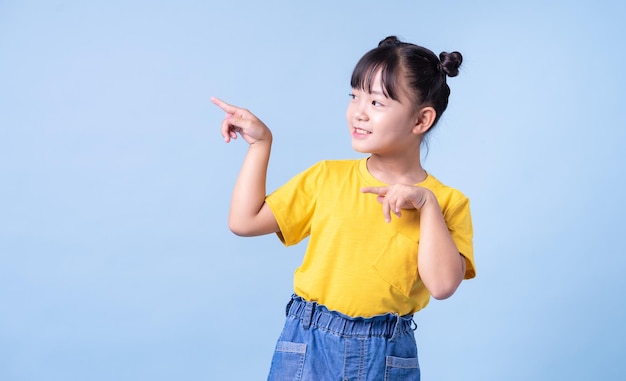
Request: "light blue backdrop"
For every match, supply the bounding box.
[1,1,625,380]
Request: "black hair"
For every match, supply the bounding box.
[350,36,462,130]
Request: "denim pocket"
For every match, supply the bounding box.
[372,232,419,297]
[267,341,307,381]
[384,355,420,381]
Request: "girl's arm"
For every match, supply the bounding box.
[361,184,465,299]
[415,191,466,300]
[211,97,279,237]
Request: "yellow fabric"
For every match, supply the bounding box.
[265,158,475,317]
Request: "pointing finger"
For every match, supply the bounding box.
[211,96,237,114]
[211,96,252,120]
[361,186,388,195]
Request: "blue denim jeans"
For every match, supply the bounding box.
[267,295,420,381]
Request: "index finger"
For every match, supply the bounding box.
[210,96,238,114]
[361,186,388,195]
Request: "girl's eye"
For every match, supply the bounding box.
[372,100,383,107]
[348,93,357,100]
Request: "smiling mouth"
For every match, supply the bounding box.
[353,127,371,134]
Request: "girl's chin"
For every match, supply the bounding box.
[351,144,371,154]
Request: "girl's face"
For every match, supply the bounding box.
[346,70,420,156]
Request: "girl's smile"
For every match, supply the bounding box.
[352,126,372,137]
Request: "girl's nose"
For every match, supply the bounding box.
[354,106,368,121]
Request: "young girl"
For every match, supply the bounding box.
[211,36,475,381]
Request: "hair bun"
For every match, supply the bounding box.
[378,35,402,48]
[439,51,463,77]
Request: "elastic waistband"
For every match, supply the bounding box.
[286,295,415,340]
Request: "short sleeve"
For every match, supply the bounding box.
[444,196,476,279]
[265,161,325,246]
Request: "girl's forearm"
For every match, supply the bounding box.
[417,193,466,300]
[228,138,273,235]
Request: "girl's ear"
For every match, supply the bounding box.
[412,106,436,135]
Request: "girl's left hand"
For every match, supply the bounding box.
[361,184,434,223]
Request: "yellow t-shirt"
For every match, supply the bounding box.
[265,158,475,317]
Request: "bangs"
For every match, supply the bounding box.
[350,47,402,101]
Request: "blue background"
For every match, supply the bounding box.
[1,0,625,379]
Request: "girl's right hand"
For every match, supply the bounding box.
[211,97,272,144]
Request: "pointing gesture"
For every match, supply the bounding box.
[361,184,434,223]
[211,97,272,144]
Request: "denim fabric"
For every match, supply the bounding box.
[267,295,420,381]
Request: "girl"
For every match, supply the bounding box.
[211,36,475,381]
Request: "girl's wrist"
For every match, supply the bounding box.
[420,190,439,211]
[250,132,273,146]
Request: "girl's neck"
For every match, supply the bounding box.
[366,154,427,185]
